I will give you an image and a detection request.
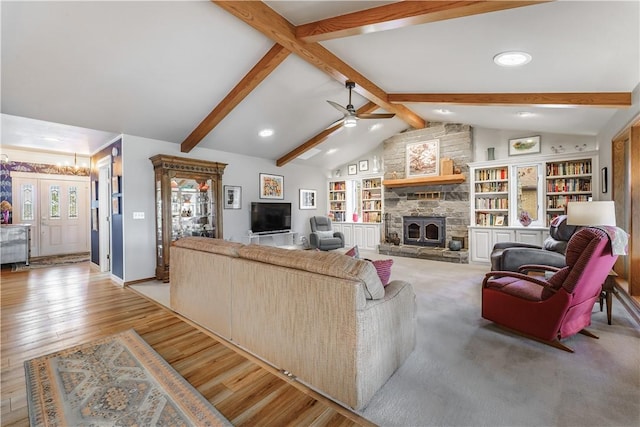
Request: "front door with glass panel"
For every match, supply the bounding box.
[39,178,89,256]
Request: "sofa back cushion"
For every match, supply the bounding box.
[172,237,243,257]
[237,245,385,299]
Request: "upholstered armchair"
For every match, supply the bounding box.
[490,215,578,271]
[482,227,619,352]
[309,216,345,251]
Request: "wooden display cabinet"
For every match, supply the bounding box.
[150,154,226,281]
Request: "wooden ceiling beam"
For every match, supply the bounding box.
[181,43,290,153]
[297,1,551,43]
[387,92,632,108]
[276,102,379,167]
[213,1,425,131]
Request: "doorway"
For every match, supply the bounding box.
[96,156,112,273]
[11,172,90,257]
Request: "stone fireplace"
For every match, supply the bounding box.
[403,216,445,247]
[378,123,471,263]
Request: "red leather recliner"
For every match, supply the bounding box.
[482,227,618,352]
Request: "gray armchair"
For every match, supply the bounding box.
[309,216,345,251]
[490,215,578,272]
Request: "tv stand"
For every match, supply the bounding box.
[245,231,300,248]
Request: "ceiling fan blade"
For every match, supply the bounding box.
[327,100,350,116]
[326,117,345,129]
[356,113,396,119]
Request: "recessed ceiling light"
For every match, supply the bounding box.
[368,123,383,132]
[326,148,338,155]
[435,108,452,114]
[258,128,274,138]
[517,111,535,118]
[493,51,532,67]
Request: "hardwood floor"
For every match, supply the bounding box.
[0,263,373,427]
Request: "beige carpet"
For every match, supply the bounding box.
[132,249,640,427]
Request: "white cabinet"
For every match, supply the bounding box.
[516,229,543,246]
[333,223,380,251]
[469,226,545,264]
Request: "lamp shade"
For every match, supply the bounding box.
[566,201,616,226]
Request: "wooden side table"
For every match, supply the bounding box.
[599,270,618,325]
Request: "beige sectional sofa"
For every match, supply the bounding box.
[169,237,416,410]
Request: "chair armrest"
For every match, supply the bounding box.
[492,242,542,250]
[333,231,344,241]
[500,248,565,272]
[309,232,320,248]
[518,264,561,274]
[482,271,557,293]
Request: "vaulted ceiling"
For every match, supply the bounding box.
[2,1,638,170]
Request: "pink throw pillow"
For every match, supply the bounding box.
[371,259,393,286]
[345,245,360,258]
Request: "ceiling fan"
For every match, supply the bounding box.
[327,81,395,128]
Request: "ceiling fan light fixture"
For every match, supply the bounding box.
[493,51,532,67]
[344,116,357,128]
[258,128,274,138]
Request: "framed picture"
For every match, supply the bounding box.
[112,196,120,215]
[359,160,369,172]
[509,135,541,156]
[406,139,439,177]
[601,167,608,193]
[494,215,505,226]
[111,175,120,194]
[348,164,357,175]
[299,189,317,209]
[259,173,284,199]
[224,185,241,209]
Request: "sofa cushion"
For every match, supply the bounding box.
[237,245,385,299]
[172,237,243,257]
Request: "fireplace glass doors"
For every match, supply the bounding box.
[403,216,446,247]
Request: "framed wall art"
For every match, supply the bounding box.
[259,173,284,199]
[406,139,439,177]
[348,164,357,175]
[509,135,541,156]
[299,189,317,210]
[224,185,241,209]
[359,160,369,172]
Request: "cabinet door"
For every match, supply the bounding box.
[516,229,542,246]
[470,228,492,263]
[341,224,354,247]
[493,229,515,245]
[353,225,365,248]
[363,225,380,250]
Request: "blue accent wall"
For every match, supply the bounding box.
[90,139,123,278]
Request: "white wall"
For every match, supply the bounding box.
[121,134,327,282]
[472,128,596,162]
[596,82,640,201]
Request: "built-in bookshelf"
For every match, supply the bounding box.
[473,166,509,227]
[329,180,347,222]
[361,177,382,223]
[545,158,593,225]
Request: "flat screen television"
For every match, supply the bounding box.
[250,202,292,234]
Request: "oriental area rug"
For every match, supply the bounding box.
[24,329,231,427]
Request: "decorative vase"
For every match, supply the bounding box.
[2,211,9,224]
[448,240,462,251]
[518,211,532,227]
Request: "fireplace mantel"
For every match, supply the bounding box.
[382,174,465,188]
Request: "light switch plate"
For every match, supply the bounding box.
[133,212,145,219]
